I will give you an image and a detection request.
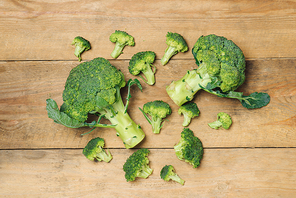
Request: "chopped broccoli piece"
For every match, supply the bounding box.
[129,51,157,85]
[46,57,145,149]
[166,34,270,109]
[161,32,188,65]
[123,148,153,182]
[208,112,232,129]
[178,102,200,127]
[160,165,185,185]
[82,137,112,163]
[109,30,135,58]
[139,100,172,134]
[71,36,91,61]
[174,128,203,168]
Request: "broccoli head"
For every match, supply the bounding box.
[208,112,232,129]
[178,102,200,127]
[46,57,145,149]
[109,30,135,59]
[71,36,91,62]
[129,51,157,85]
[139,100,172,134]
[82,137,112,163]
[160,165,185,185]
[166,34,270,109]
[174,128,203,168]
[123,148,153,182]
[161,32,188,66]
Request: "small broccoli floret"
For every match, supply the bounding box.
[109,30,135,59]
[123,148,153,182]
[208,112,232,129]
[178,102,200,127]
[82,137,112,162]
[139,100,172,134]
[161,32,188,66]
[166,34,270,109]
[129,51,156,85]
[160,165,185,185]
[46,57,145,149]
[71,36,91,61]
[174,128,203,168]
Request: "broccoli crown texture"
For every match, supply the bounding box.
[174,128,204,168]
[208,112,232,129]
[123,148,153,182]
[71,36,91,61]
[109,30,135,58]
[160,165,185,185]
[129,51,156,85]
[161,32,188,65]
[61,57,125,122]
[82,137,112,162]
[192,34,246,92]
[178,102,200,127]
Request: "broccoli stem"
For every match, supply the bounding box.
[169,175,185,185]
[182,115,191,127]
[96,90,145,149]
[95,148,113,162]
[166,64,212,106]
[141,63,155,85]
[151,117,163,134]
[111,42,125,59]
[74,46,86,62]
[138,165,153,179]
[161,46,176,65]
[173,140,184,160]
[208,120,222,129]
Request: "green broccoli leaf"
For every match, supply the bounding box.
[240,92,271,109]
[124,79,142,113]
[46,99,86,128]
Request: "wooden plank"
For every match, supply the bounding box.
[1,148,296,197]
[0,0,296,60]
[0,58,295,149]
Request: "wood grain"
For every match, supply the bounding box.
[0,59,295,149]
[0,0,296,60]
[1,148,296,198]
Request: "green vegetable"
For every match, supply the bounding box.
[178,102,200,127]
[123,148,153,182]
[174,128,203,168]
[46,57,145,149]
[166,34,270,109]
[109,30,135,58]
[161,32,188,65]
[160,165,185,185]
[71,36,91,61]
[82,137,112,163]
[129,51,157,85]
[208,112,232,129]
[139,100,172,134]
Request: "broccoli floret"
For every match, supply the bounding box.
[161,32,188,66]
[82,137,112,162]
[174,128,203,168]
[178,102,200,127]
[160,165,185,185]
[129,51,157,85]
[139,100,172,134]
[71,36,91,62]
[208,112,232,129]
[109,30,135,59]
[123,148,153,182]
[46,57,145,149]
[166,34,270,109]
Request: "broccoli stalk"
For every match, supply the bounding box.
[160,165,185,185]
[46,58,145,149]
[83,137,112,162]
[109,30,135,59]
[166,34,270,109]
[161,32,188,66]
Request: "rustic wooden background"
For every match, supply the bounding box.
[0,0,296,197]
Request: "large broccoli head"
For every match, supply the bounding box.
[61,57,125,122]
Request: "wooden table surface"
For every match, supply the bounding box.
[1,0,296,197]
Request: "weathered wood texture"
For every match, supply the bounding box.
[0,59,295,149]
[1,149,296,198]
[0,0,296,60]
